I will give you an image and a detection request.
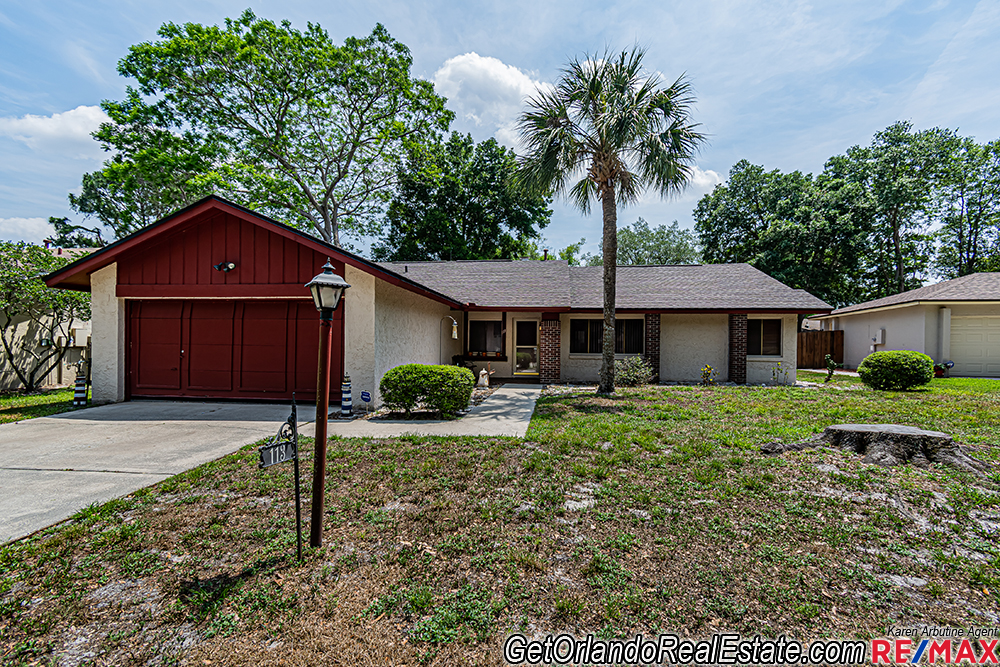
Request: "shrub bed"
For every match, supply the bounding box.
[857,350,934,391]
[379,364,476,417]
[615,355,654,387]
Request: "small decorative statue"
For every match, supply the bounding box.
[477,363,495,388]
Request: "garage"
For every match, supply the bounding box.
[127,299,342,400]
[43,196,468,405]
[950,316,1000,377]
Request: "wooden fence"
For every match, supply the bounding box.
[797,330,844,369]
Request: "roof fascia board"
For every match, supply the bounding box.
[814,300,1000,319]
[462,306,831,314]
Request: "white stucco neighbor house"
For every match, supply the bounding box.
[811,273,1000,377]
[44,197,832,406]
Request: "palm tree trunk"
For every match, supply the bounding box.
[598,185,618,394]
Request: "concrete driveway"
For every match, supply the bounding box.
[0,401,314,545]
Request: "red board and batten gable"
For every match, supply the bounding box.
[46,197,461,308]
[44,197,462,402]
[115,206,338,299]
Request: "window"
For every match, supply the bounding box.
[748,319,781,356]
[569,319,643,354]
[570,319,602,354]
[469,320,502,353]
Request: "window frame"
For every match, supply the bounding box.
[747,318,782,357]
[568,317,644,356]
[467,319,503,354]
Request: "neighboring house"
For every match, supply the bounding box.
[44,197,831,406]
[1,247,91,392]
[811,273,1000,377]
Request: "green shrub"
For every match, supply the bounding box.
[616,355,653,387]
[857,350,934,391]
[379,364,475,417]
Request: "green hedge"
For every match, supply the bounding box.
[379,364,476,417]
[857,350,934,391]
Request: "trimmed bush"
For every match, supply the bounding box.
[857,350,934,391]
[379,364,476,417]
[615,355,654,387]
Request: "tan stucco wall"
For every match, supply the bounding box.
[660,314,729,382]
[343,265,376,400]
[746,314,798,384]
[827,305,938,369]
[371,279,459,406]
[91,263,125,404]
[0,314,90,391]
[559,313,645,383]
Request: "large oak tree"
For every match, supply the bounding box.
[77,11,452,246]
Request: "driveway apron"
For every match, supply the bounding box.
[0,401,313,545]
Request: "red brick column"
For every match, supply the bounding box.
[728,313,747,384]
[644,313,660,383]
[539,318,561,384]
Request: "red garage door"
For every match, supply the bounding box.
[127,300,341,401]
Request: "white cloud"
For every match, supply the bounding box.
[690,165,722,190]
[0,217,51,243]
[433,52,551,147]
[0,105,108,159]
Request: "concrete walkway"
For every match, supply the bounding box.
[300,384,541,439]
[0,401,314,545]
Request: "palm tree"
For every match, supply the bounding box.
[516,47,705,393]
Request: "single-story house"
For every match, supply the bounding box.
[44,196,831,406]
[811,273,1000,377]
[2,247,91,392]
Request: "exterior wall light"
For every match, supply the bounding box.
[213,261,237,272]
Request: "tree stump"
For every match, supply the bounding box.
[761,424,993,476]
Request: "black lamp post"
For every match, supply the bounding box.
[305,259,350,548]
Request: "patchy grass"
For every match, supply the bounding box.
[0,388,80,424]
[2,380,999,665]
[796,369,864,386]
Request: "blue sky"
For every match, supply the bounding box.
[1,0,998,255]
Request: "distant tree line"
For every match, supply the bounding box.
[695,121,1000,306]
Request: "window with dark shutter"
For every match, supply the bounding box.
[615,319,643,354]
[569,318,643,354]
[748,319,782,355]
[468,321,503,353]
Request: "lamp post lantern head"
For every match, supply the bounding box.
[306,259,350,312]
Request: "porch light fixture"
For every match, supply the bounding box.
[306,260,350,314]
[213,261,236,272]
[305,258,350,549]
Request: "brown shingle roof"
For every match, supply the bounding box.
[569,264,831,310]
[830,273,1000,315]
[379,260,571,308]
[379,260,832,311]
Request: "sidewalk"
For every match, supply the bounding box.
[300,384,541,439]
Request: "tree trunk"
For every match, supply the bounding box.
[890,209,904,294]
[598,184,618,394]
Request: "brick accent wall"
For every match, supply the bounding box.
[539,318,561,384]
[728,313,748,384]
[644,313,661,383]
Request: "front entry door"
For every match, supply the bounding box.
[514,320,539,375]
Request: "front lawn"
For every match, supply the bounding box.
[0,388,81,425]
[2,380,998,665]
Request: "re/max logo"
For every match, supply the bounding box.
[872,638,999,664]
